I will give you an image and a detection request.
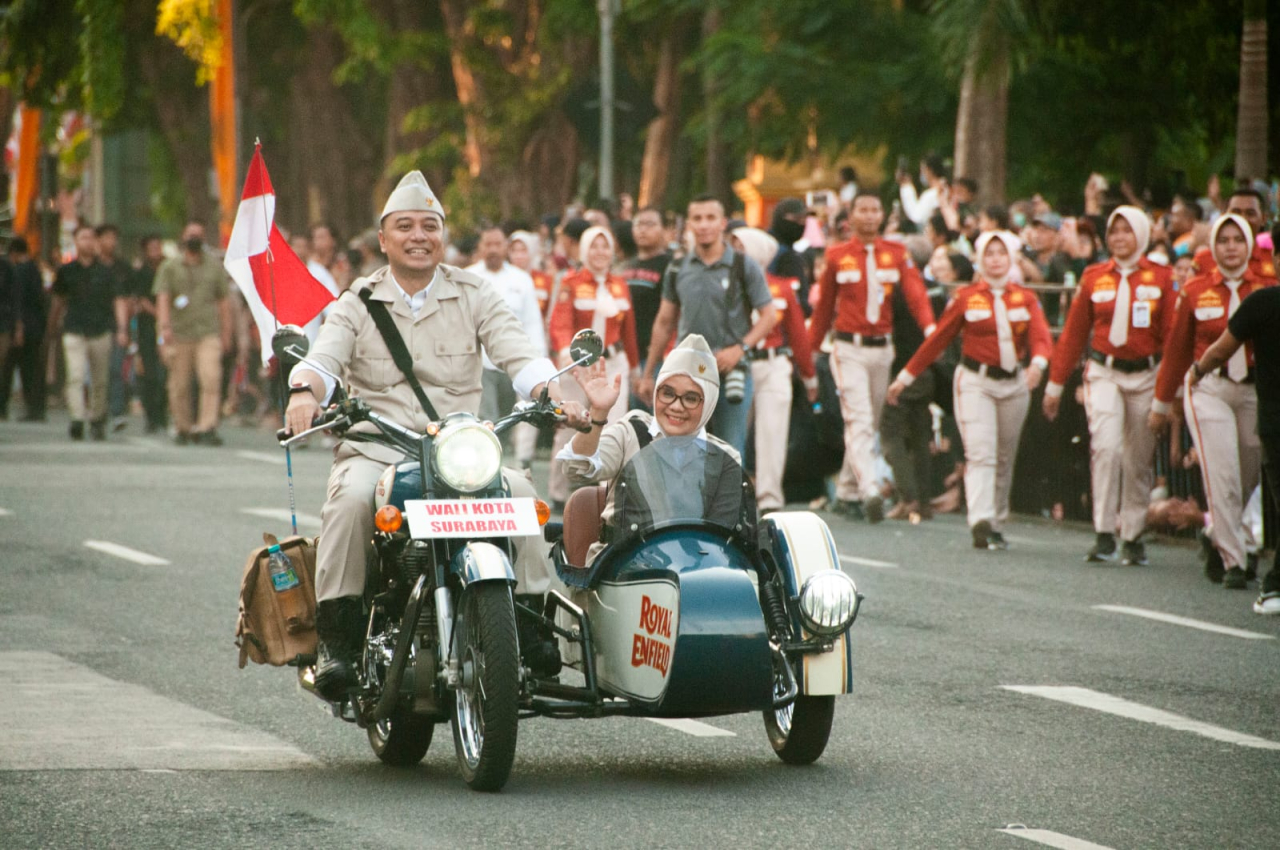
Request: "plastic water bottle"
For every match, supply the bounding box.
[266,544,307,633]
[1063,270,1076,288]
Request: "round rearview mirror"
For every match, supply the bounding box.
[568,329,604,367]
[271,325,310,368]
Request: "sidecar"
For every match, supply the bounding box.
[541,436,861,763]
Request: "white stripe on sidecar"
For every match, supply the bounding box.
[644,718,735,737]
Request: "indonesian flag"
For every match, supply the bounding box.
[224,143,337,365]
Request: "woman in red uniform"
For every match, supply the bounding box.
[548,225,640,425]
[887,231,1053,550]
[509,230,554,321]
[1150,214,1267,589]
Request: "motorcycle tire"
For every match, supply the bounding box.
[367,710,434,767]
[451,583,520,792]
[763,695,835,765]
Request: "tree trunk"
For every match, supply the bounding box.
[701,6,730,202]
[638,27,684,209]
[439,0,489,181]
[953,40,1008,206]
[0,85,13,204]
[1234,0,1268,183]
[138,39,216,230]
[377,0,450,202]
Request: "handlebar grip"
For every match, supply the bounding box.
[276,427,289,442]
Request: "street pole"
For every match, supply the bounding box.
[598,0,616,200]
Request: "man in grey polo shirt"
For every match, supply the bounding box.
[637,194,776,454]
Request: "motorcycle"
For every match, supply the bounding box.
[274,327,863,791]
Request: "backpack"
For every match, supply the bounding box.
[235,533,319,668]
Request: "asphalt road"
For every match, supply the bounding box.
[1,413,1277,850]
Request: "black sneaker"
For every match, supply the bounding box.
[864,495,885,525]
[1245,553,1259,582]
[174,432,190,446]
[197,430,224,447]
[1121,540,1148,566]
[1086,532,1118,563]
[1203,539,1225,584]
[831,499,865,520]
[69,421,85,441]
[971,519,992,549]
[89,419,107,441]
[987,531,1009,551]
[1223,567,1249,590]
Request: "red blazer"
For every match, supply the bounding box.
[1154,268,1272,407]
[899,280,1052,382]
[808,236,935,347]
[1047,258,1175,390]
[757,273,816,380]
[548,269,640,363]
[531,270,553,319]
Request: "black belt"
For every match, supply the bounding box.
[604,341,626,358]
[962,356,1019,380]
[745,346,792,362]
[835,331,889,347]
[1088,349,1160,374]
[1216,366,1257,384]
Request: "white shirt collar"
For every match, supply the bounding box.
[387,268,439,317]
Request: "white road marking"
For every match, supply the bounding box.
[83,540,170,566]
[1001,686,1280,751]
[0,651,316,770]
[644,718,736,737]
[236,450,286,465]
[1093,604,1275,641]
[0,508,11,516]
[241,507,323,528]
[997,826,1115,850]
[839,554,898,569]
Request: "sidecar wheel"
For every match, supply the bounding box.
[764,695,835,765]
[368,711,434,767]
[451,583,519,792]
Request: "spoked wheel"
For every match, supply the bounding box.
[450,583,520,791]
[763,659,834,765]
[368,711,434,766]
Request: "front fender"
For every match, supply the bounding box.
[451,541,516,587]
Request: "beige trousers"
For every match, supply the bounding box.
[62,332,112,422]
[953,365,1030,531]
[1082,361,1158,541]
[315,446,555,601]
[832,340,895,501]
[751,355,794,510]
[1184,375,1260,570]
[165,335,222,434]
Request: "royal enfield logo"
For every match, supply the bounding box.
[631,594,673,676]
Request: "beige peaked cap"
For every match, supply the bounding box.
[380,170,446,222]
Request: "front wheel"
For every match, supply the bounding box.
[368,711,434,766]
[451,583,520,791]
[764,661,835,765]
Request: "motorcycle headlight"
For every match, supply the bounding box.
[432,422,503,493]
[797,570,859,636]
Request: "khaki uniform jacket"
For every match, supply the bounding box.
[309,264,545,464]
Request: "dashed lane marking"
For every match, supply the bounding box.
[240,507,323,528]
[1093,604,1275,641]
[1000,685,1280,751]
[840,554,898,569]
[0,508,11,516]
[83,540,170,566]
[236,450,286,465]
[0,652,316,770]
[644,718,736,737]
[997,826,1115,850]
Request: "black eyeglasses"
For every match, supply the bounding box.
[657,385,704,408]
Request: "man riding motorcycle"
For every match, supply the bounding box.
[284,171,586,698]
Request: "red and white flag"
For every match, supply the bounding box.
[224,143,336,365]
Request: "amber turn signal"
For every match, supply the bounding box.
[375,505,403,533]
[535,499,551,526]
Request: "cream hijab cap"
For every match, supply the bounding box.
[380,171,445,222]
[578,225,616,268]
[655,334,720,435]
[1209,213,1255,277]
[731,227,780,270]
[1106,205,1152,260]
[509,230,541,267]
[973,230,1022,286]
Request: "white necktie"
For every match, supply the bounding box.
[592,277,620,339]
[1107,267,1133,348]
[1225,280,1248,381]
[992,289,1017,371]
[865,244,880,324]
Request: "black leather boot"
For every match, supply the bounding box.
[515,593,561,678]
[314,596,364,700]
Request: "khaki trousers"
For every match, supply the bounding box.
[751,355,794,510]
[62,332,112,422]
[832,340,894,501]
[1184,375,1260,570]
[165,335,222,434]
[315,445,556,601]
[953,365,1030,531]
[1082,361,1158,541]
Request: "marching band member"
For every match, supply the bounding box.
[887,231,1053,550]
[1043,207,1175,565]
[1151,214,1269,589]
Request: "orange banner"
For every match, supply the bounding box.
[210,0,237,247]
[13,105,42,253]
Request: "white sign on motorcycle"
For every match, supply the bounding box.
[404,497,541,539]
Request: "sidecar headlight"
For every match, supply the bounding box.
[797,570,859,636]
[432,422,503,493]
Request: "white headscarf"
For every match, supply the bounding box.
[1106,206,1151,267]
[1209,213,1254,278]
[655,334,720,438]
[578,226,616,272]
[509,230,541,270]
[973,230,1022,289]
[731,227,779,270]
